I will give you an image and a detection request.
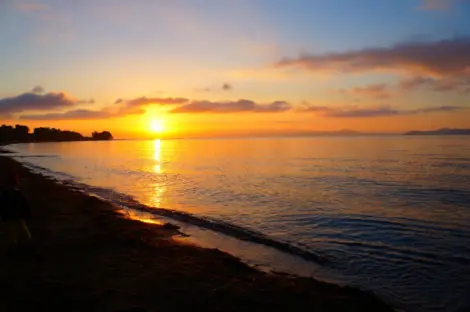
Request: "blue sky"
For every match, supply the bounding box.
[0,0,469,137]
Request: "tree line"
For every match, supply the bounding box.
[0,124,113,143]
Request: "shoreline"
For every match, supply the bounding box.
[0,154,392,311]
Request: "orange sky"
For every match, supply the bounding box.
[1,0,469,138]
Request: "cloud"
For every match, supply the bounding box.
[21,96,190,120]
[21,105,139,120]
[21,109,109,120]
[31,85,45,94]
[299,105,466,117]
[0,91,79,117]
[333,83,390,98]
[275,37,470,77]
[22,98,291,119]
[114,96,189,115]
[418,0,453,10]
[195,87,212,93]
[400,75,470,93]
[123,96,189,106]
[196,83,233,93]
[400,76,436,89]
[171,99,291,113]
[77,98,95,104]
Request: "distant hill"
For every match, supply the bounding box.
[404,128,470,135]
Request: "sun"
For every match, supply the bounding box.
[150,119,165,133]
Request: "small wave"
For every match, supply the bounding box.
[86,186,329,264]
[18,158,329,265]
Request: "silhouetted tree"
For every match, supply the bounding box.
[0,124,113,143]
[14,124,30,142]
[0,125,15,142]
[91,131,113,140]
[33,127,84,142]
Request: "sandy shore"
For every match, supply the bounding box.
[0,154,392,312]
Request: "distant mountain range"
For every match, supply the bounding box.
[404,128,470,135]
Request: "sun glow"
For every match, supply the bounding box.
[150,119,165,133]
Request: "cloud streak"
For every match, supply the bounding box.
[21,109,110,120]
[299,105,466,118]
[400,76,470,93]
[196,83,233,93]
[171,99,291,113]
[21,96,189,120]
[333,83,390,98]
[275,37,470,77]
[22,98,291,119]
[121,96,189,106]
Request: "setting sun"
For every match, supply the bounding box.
[150,120,165,133]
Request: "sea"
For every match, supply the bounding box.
[8,136,470,312]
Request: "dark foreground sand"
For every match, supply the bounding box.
[0,155,392,312]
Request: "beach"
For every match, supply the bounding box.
[0,154,392,312]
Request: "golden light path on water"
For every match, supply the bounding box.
[151,139,165,208]
[119,139,165,225]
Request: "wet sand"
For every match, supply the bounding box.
[0,155,392,312]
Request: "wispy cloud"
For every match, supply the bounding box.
[77,98,96,104]
[299,104,466,118]
[114,96,189,115]
[22,97,291,119]
[333,83,390,98]
[400,76,470,93]
[21,109,110,120]
[14,84,468,121]
[275,37,470,77]
[22,96,188,120]
[120,96,189,106]
[171,99,291,113]
[196,83,233,93]
[31,85,45,94]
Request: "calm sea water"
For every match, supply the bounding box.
[10,136,470,312]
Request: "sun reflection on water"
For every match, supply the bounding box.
[118,209,164,225]
[151,139,166,208]
[153,139,161,174]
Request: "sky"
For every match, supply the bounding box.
[1,0,470,138]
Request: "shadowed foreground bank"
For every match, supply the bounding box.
[0,155,392,312]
